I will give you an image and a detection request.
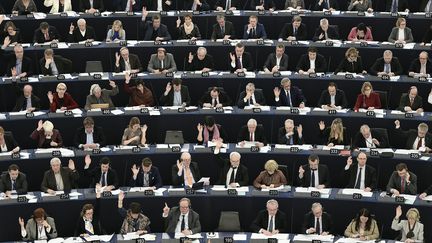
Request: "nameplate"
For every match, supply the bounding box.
[102,109,111,115]
[381,74,390,80]
[352,193,363,200]
[20,76,29,82]
[144,190,154,196]
[395,196,405,203]
[324,11,332,16]
[311,191,321,197]
[171,146,181,152]
[140,108,149,113]
[308,73,317,78]
[186,188,195,194]
[290,40,299,45]
[17,196,28,203]
[253,108,261,113]
[102,191,112,197]
[223,39,231,45]
[92,148,101,154]
[345,73,354,79]
[119,40,127,46]
[329,148,339,154]
[178,107,186,113]
[215,107,224,113]
[360,42,368,47]
[132,147,141,153]
[225,10,233,15]
[370,150,379,156]
[64,110,73,116]
[357,11,365,16]
[127,11,134,16]
[60,12,68,17]
[25,112,34,118]
[410,153,419,159]
[256,39,264,45]
[52,150,61,157]
[237,72,245,77]
[93,12,101,17]
[291,10,299,15]
[93,73,102,79]
[160,11,168,15]
[395,43,403,48]
[57,74,65,80]
[290,108,299,114]
[193,10,200,15]
[366,110,375,116]
[269,190,279,196]
[50,43,58,48]
[290,147,299,153]
[418,76,427,82]
[227,189,237,196]
[26,13,34,18]
[272,72,281,77]
[405,113,414,118]
[224,237,234,243]
[181,73,188,78]
[325,41,333,47]
[154,40,162,45]
[312,240,321,243]
[328,109,337,115]
[201,72,209,77]
[268,238,277,243]
[11,153,20,159]
[130,73,138,78]
[250,146,260,152]
[165,72,173,77]
[188,39,196,45]
[136,239,146,243]
[59,193,70,199]
[85,41,93,47]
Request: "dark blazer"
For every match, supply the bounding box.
[67,26,97,42]
[0,132,19,152]
[297,164,331,188]
[142,21,172,41]
[296,53,327,73]
[114,54,143,73]
[243,23,267,39]
[230,52,254,72]
[343,164,377,190]
[352,130,389,149]
[250,0,275,10]
[177,25,201,39]
[33,26,61,43]
[277,127,304,145]
[214,0,242,9]
[313,0,339,10]
[211,21,236,40]
[6,56,33,77]
[39,55,72,75]
[386,171,417,195]
[73,126,106,148]
[395,128,432,150]
[312,26,339,41]
[237,125,267,145]
[334,57,365,74]
[263,53,289,71]
[164,206,201,233]
[279,23,307,40]
[385,0,409,11]
[12,94,41,112]
[85,167,119,188]
[41,167,79,192]
[422,27,432,43]
[184,0,210,10]
[369,57,403,76]
[74,198,103,236]
[0,171,28,194]
[215,154,249,186]
[171,162,201,186]
[30,129,63,148]
[237,90,266,108]
[302,211,333,234]
[79,0,105,12]
[275,86,306,107]
[424,184,432,195]
[319,127,349,146]
[129,166,163,188]
[185,54,214,71]
[198,90,232,107]
[143,0,171,11]
[317,89,348,108]
[250,210,288,233]
[398,94,423,111]
[159,85,191,106]
[409,58,432,75]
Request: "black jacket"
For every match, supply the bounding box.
[334,57,365,74]
[395,128,432,150]
[215,154,249,186]
[319,127,350,146]
[369,57,403,76]
[114,54,143,73]
[296,53,327,73]
[297,164,331,188]
[230,52,254,72]
[185,54,214,71]
[317,89,348,108]
[0,171,28,194]
[79,0,105,12]
[302,211,333,234]
[386,171,417,195]
[41,167,79,192]
[142,21,172,41]
[385,0,409,11]
[198,90,232,107]
[73,126,107,148]
[237,125,267,145]
[0,132,19,152]
[312,26,339,41]
[398,94,423,112]
[39,55,72,75]
[263,53,289,71]
[159,85,191,106]
[74,198,104,236]
[129,166,163,188]
[67,26,97,43]
[277,127,304,145]
[12,94,41,112]
[279,23,307,40]
[211,21,236,40]
[237,90,266,108]
[275,86,306,107]
[408,58,432,75]
[85,167,119,189]
[343,164,377,190]
[250,210,288,233]
[33,26,61,43]
[6,56,33,77]
[313,0,339,10]
[352,129,389,149]
[171,162,201,186]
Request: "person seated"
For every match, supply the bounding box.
[67,18,96,43]
[297,154,330,188]
[408,51,432,78]
[33,22,61,43]
[388,18,414,44]
[387,163,417,196]
[237,82,266,108]
[118,191,151,234]
[353,82,381,112]
[114,47,143,73]
[185,47,214,72]
[124,73,154,107]
[392,206,424,242]
[30,120,63,148]
[213,143,249,187]
[0,164,27,197]
[277,119,303,145]
[421,0,432,12]
[385,0,409,12]
[143,0,172,11]
[421,24,432,45]
[198,87,232,108]
[121,117,147,146]
[147,48,177,73]
[237,118,267,147]
[196,116,227,144]
[0,127,20,153]
[106,20,126,42]
[214,0,241,11]
[6,44,33,78]
[253,160,287,189]
[162,198,201,234]
[347,23,373,41]
[279,16,307,41]
[370,50,403,77]
[79,0,105,13]
[171,152,201,187]
[84,81,119,110]
[317,82,348,110]
[41,157,79,193]
[419,184,432,199]
[352,125,388,149]
[313,0,339,10]
[302,202,333,235]
[12,84,41,112]
[74,117,106,149]
[319,118,349,146]
[12,0,38,15]
[211,15,236,40]
[116,0,141,11]
[312,18,339,41]
[1,21,22,44]
[263,44,289,73]
[141,10,172,41]
[394,120,432,151]
[334,47,366,74]
[285,0,305,9]
[84,155,119,190]
[159,79,191,106]
[397,86,423,113]
[176,14,201,40]
[243,15,267,39]
[44,0,72,13]
[39,48,72,76]
[296,47,327,74]
[130,157,163,188]
[343,152,377,191]
[274,78,306,107]
[19,208,57,240]
[47,83,78,112]
[348,0,373,11]
[74,186,103,236]
[250,0,275,11]
[250,200,288,235]
[183,0,210,10]
[344,208,379,240]
[229,43,254,73]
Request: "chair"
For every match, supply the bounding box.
[164,130,184,144]
[278,164,289,185]
[85,61,103,73]
[371,128,390,148]
[375,90,388,110]
[62,58,73,73]
[215,211,241,232]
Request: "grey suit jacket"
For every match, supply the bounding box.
[147,53,177,73]
[391,219,424,242]
[386,171,417,195]
[388,27,414,43]
[84,86,119,110]
[23,217,57,240]
[164,207,201,234]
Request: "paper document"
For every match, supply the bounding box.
[341,189,373,197]
[251,233,290,240]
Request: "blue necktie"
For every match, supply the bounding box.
[11,180,16,190]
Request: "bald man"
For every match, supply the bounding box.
[171,153,201,187]
[408,51,432,78]
[398,86,423,113]
[215,142,249,187]
[185,47,214,72]
[67,18,96,43]
[12,84,41,112]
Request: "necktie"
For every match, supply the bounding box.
[268,216,274,231]
[311,170,316,187]
[192,1,197,10]
[384,63,390,73]
[229,168,236,184]
[129,0,133,11]
[160,60,164,69]
[144,173,149,187]
[287,135,293,145]
[252,28,256,38]
[293,27,297,37]
[236,57,242,69]
[410,98,414,107]
[226,0,231,9]
[355,168,362,189]
[417,137,423,149]
[181,215,186,231]
[26,97,32,110]
[185,167,193,187]
[286,90,292,106]
[391,0,398,13]
[400,177,405,194]
[11,180,16,190]
[212,98,217,107]
[315,218,321,234]
[44,32,49,41]
[101,172,106,186]
[250,133,254,142]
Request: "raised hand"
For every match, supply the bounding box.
[197,123,203,132]
[109,80,116,87]
[142,7,148,18]
[229,52,235,62]
[141,124,148,133]
[3,36,11,47]
[84,154,92,167]
[37,120,43,130]
[131,164,139,176]
[394,120,400,129]
[298,166,305,175]
[176,17,181,27]
[188,52,194,62]
[395,205,402,218]
[346,156,353,166]
[163,202,170,214]
[125,72,131,84]
[115,52,121,63]
[69,23,75,33]
[273,87,281,97]
[118,191,125,201]
[18,217,25,227]
[165,82,172,92]
[318,121,325,130]
[47,91,54,103]
[11,67,17,77]
[68,159,76,171]
[297,124,303,135]
[177,159,183,171]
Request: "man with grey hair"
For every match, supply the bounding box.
[41,157,79,194]
[408,51,432,78]
[277,119,304,145]
[352,124,388,149]
[39,48,71,76]
[302,202,333,235]
[84,80,118,110]
[274,78,306,107]
[185,47,214,72]
[214,140,249,187]
[237,118,267,147]
[394,120,432,152]
[67,18,96,43]
[237,82,266,108]
[171,152,201,187]
[250,199,288,235]
[370,50,403,77]
[12,84,41,112]
[312,18,339,41]
[7,44,33,78]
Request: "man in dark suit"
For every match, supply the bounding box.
[394,120,432,151]
[171,153,201,187]
[12,84,41,112]
[0,164,27,197]
[302,202,333,235]
[237,118,267,147]
[67,18,96,43]
[279,16,307,41]
[370,50,403,77]
[230,43,254,73]
[0,127,20,153]
[79,0,105,13]
[74,117,106,149]
[84,155,119,190]
[397,86,423,113]
[41,157,79,194]
[352,125,389,149]
[130,157,163,188]
[297,154,331,188]
[385,0,409,12]
[386,163,417,195]
[342,152,377,191]
[296,47,327,74]
[162,198,201,234]
[211,14,236,40]
[198,87,232,108]
[237,82,266,108]
[185,47,214,72]
[250,200,288,234]
[143,0,172,11]
[243,15,267,39]
[33,22,61,43]
[263,44,289,73]
[184,0,210,10]
[39,48,72,75]
[277,119,304,145]
[6,44,33,78]
[116,0,142,11]
[313,0,339,10]
[408,51,432,78]
[159,78,191,106]
[274,78,306,107]
[214,0,241,10]
[317,82,348,109]
[114,47,143,73]
[141,11,172,41]
[312,18,339,41]
[214,142,249,187]
[250,0,275,10]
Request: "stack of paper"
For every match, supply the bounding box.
[341,189,373,197]
[293,234,334,242]
[251,233,290,240]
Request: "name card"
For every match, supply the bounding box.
[308,73,317,78]
[50,43,58,48]
[345,73,354,79]
[223,39,231,45]
[171,146,181,152]
[224,237,234,243]
[325,41,333,46]
[186,188,195,194]
[225,10,233,15]
[269,190,279,196]
[227,189,237,196]
[258,10,265,15]
[253,108,261,113]
[290,108,299,114]
[59,193,70,199]
[357,11,365,16]
[178,107,186,113]
[290,40,299,45]
[188,39,196,45]
[102,109,111,115]
[366,110,375,116]
[250,146,260,152]
[85,41,93,47]
[20,76,29,82]
[154,40,162,45]
[93,73,102,79]
[256,39,264,45]
[17,196,28,203]
[324,11,332,16]
[328,109,337,115]
[352,193,362,200]
[60,12,68,17]
[370,150,379,156]
[360,42,368,47]
[11,153,20,159]
[410,153,419,159]
[92,148,101,154]
[215,107,224,113]
[311,191,321,197]
[395,43,403,48]
[25,112,34,118]
[405,113,414,118]
[144,190,154,196]
[290,147,299,153]
[381,74,390,80]
[57,74,65,80]
[64,110,73,116]
[140,108,149,113]
[102,191,112,197]
[93,12,101,17]
[201,72,209,77]
[418,76,427,82]
[272,72,281,77]
[165,72,174,78]
[291,10,299,15]
[395,196,405,203]
[119,41,127,46]
[132,147,141,153]
[237,72,245,77]
[160,11,168,15]
[127,11,134,16]
[52,150,62,157]
[330,148,339,155]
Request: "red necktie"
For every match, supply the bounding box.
[45,32,49,41]
[400,178,405,194]
[417,137,423,150]
[129,0,133,11]
[250,133,253,142]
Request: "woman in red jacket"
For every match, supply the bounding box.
[354,82,381,112]
[48,82,79,112]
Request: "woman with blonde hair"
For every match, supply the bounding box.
[388,17,413,44]
[253,160,287,189]
[106,20,126,42]
[30,120,63,148]
[319,118,349,146]
[121,117,147,146]
[48,83,79,112]
[353,81,381,112]
[334,47,366,74]
[391,206,424,242]
[44,0,73,13]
